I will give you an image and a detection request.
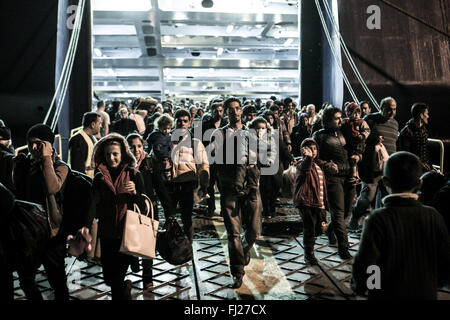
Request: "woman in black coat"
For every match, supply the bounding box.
[92,133,146,300]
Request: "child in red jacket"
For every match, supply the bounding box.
[293,138,338,265]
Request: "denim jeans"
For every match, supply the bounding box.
[326,176,356,250]
[351,175,383,222]
[219,175,262,277]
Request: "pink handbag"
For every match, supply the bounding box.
[120,194,159,259]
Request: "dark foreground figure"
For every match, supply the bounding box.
[351,151,450,299]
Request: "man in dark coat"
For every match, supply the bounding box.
[351,151,450,299]
[111,108,138,137]
[312,105,358,260]
[349,97,399,229]
[68,112,101,178]
[398,102,432,172]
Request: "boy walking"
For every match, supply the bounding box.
[293,138,337,264]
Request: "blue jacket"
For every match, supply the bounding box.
[147,129,173,161]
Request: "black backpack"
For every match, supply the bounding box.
[61,168,95,236]
[7,200,50,268]
[156,217,193,265]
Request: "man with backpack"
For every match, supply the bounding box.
[13,124,70,300]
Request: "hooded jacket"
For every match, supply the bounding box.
[293,139,333,209]
[91,134,146,240]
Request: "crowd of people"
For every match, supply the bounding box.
[0,94,449,300]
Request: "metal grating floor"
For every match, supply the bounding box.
[12,196,450,301]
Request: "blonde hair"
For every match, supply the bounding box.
[155,114,174,131]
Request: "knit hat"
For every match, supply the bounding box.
[26,124,55,144]
[300,138,319,159]
[344,102,361,117]
[0,126,11,140]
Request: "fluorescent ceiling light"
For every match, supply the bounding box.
[226,25,234,33]
[93,0,151,11]
[93,25,137,35]
[175,34,183,38]
[216,48,224,56]
[239,59,250,68]
[284,38,293,46]
[94,48,102,57]
[118,84,124,89]
[163,36,172,42]
[176,58,184,62]
[158,0,297,15]
[176,46,185,50]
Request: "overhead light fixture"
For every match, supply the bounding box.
[175,34,183,38]
[118,84,124,89]
[93,0,152,11]
[216,47,223,56]
[226,25,234,33]
[94,48,102,57]
[176,58,184,62]
[177,46,185,50]
[163,35,171,42]
[201,0,214,8]
[284,38,293,46]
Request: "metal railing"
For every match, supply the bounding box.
[14,145,28,156]
[428,138,445,174]
[70,126,82,138]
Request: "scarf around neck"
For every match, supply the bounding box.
[97,162,132,224]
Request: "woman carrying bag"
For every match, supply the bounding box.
[92,133,146,300]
